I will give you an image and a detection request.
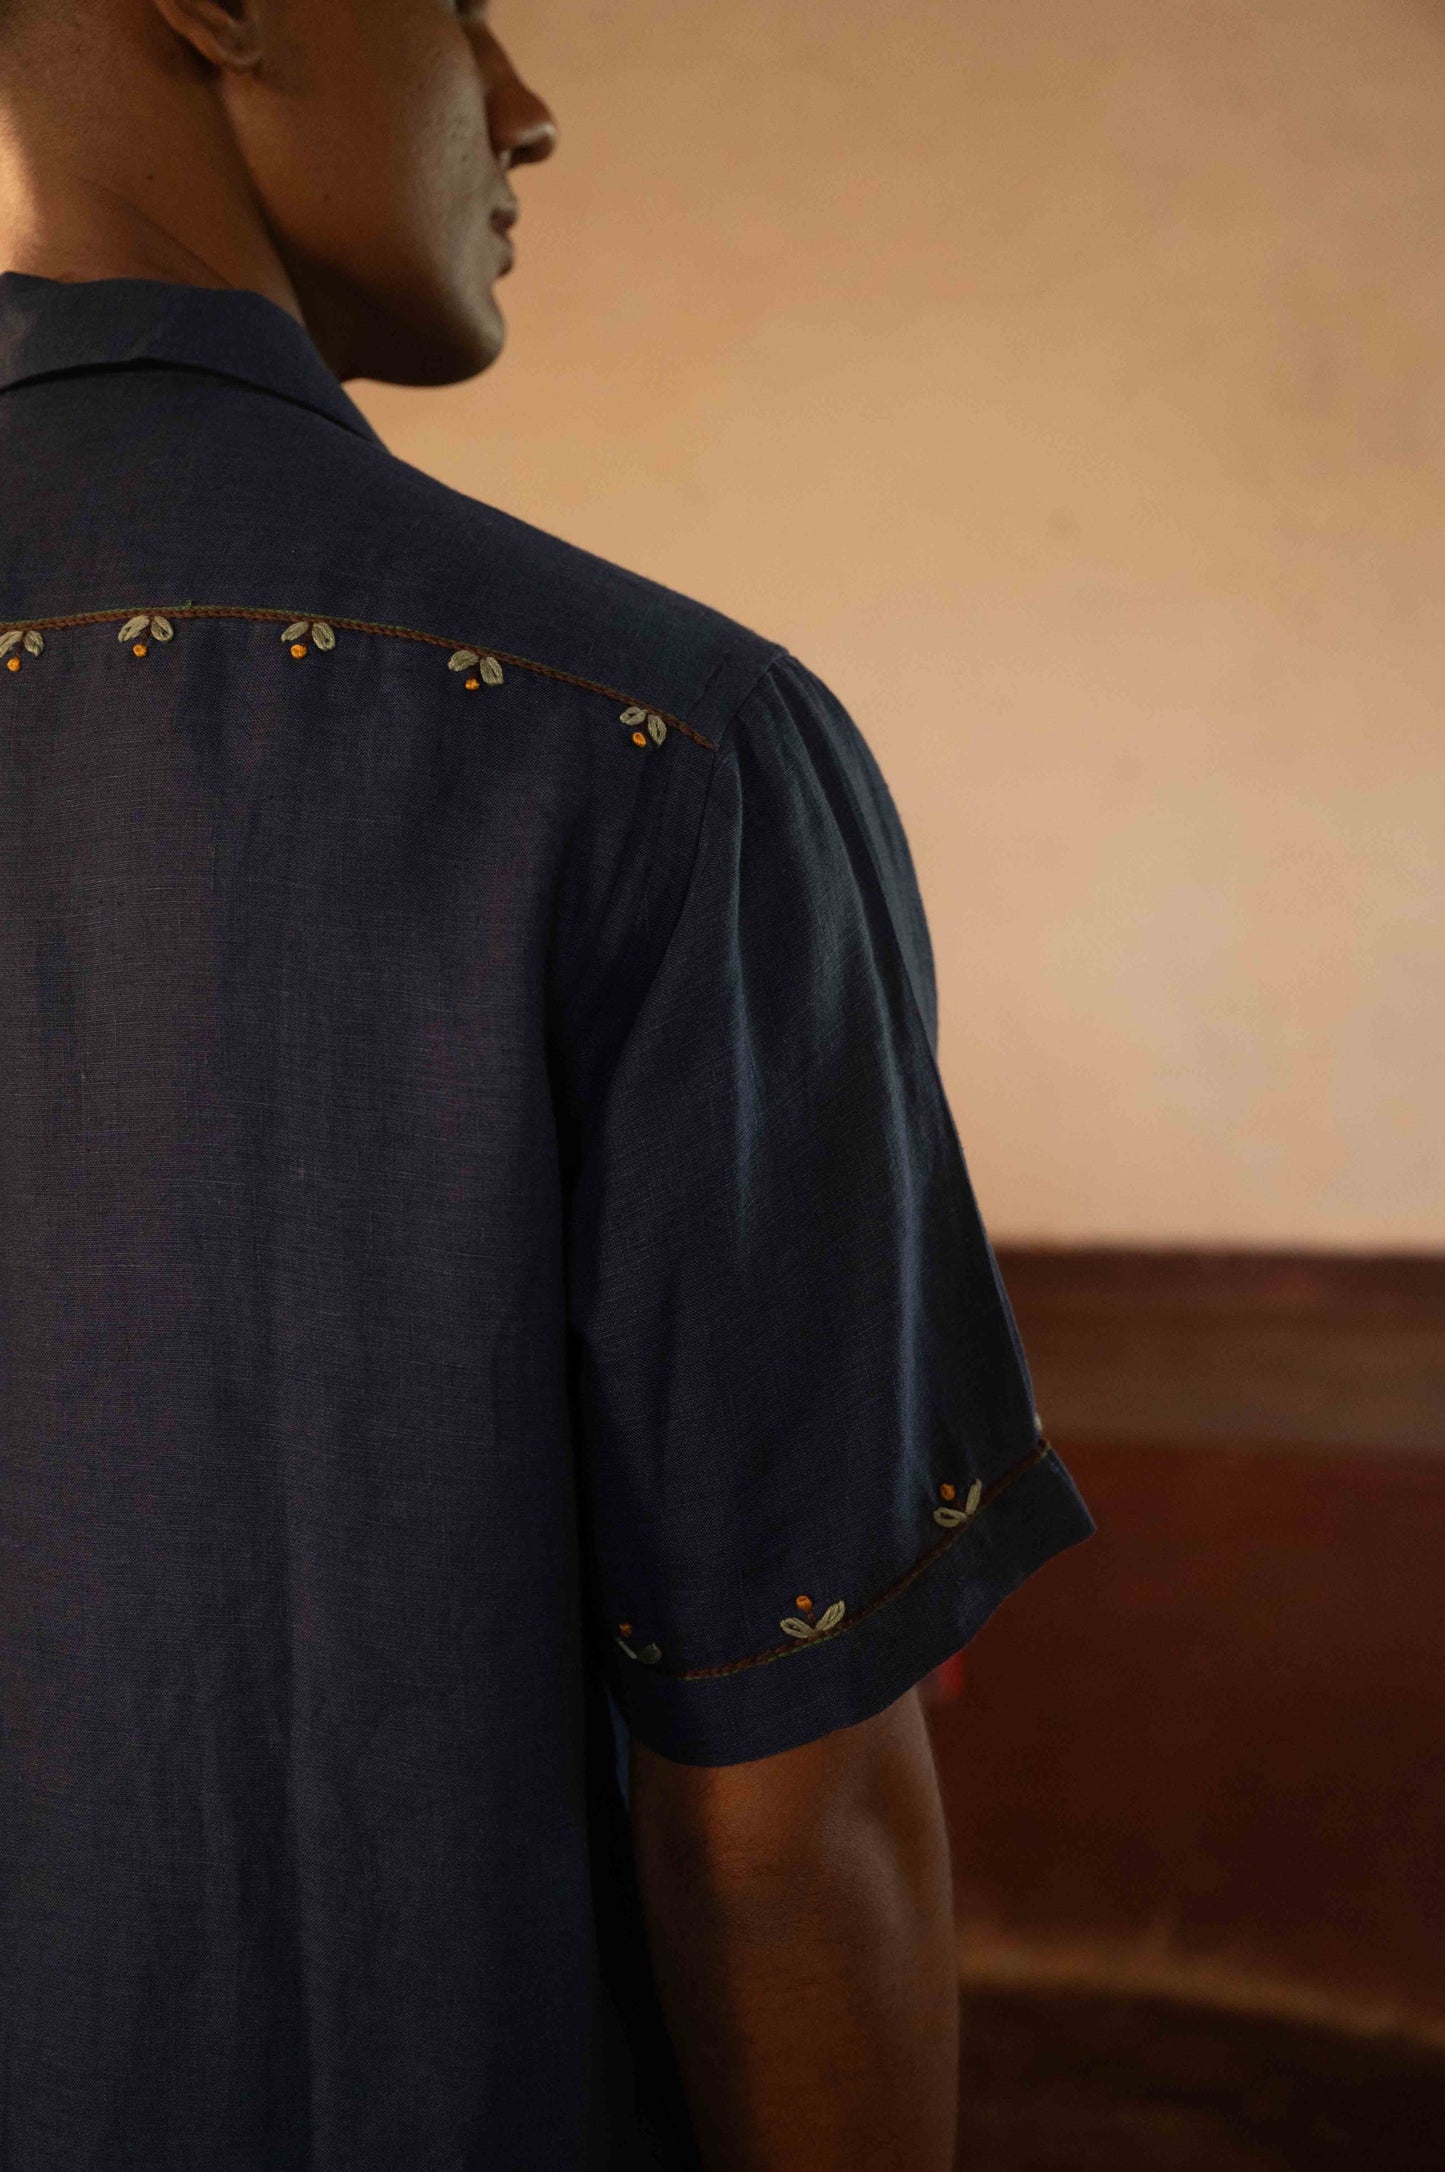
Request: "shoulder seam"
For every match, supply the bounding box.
[689,638,790,754]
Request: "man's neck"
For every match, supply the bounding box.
[0,35,301,322]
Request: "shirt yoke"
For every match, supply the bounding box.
[0,364,788,759]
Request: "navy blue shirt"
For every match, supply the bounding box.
[0,271,1096,2170]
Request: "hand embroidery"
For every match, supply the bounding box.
[779,1596,846,1641]
[0,607,712,744]
[933,1477,984,1528]
[448,647,504,690]
[615,1622,662,1665]
[118,613,173,657]
[620,703,667,746]
[0,627,44,673]
[598,1438,1053,1682]
[281,618,335,658]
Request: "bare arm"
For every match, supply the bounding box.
[629,1685,959,2172]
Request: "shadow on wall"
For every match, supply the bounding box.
[923,1248,1445,2172]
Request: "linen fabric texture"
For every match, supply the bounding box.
[0,271,1096,2172]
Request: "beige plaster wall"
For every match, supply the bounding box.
[353,0,1445,1249]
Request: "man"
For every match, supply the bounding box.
[0,2,1096,2167]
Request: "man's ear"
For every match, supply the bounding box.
[149,0,265,73]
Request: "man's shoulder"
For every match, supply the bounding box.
[279,414,787,747]
[3,347,790,745]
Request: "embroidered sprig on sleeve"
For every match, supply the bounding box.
[609,1435,1057,1682]
[779,1594,846,1641]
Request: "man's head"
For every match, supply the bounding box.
[0,0,558,385]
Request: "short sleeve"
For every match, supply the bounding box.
[564,649,1097,1766]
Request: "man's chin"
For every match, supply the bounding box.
[417,287,505,386]
[362,311,504,390]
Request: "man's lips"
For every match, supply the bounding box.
[491,210,517,275]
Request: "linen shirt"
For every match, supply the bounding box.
[0,270,1097,2171]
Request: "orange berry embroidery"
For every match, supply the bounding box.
[617,1623,632,1639]
[464,676,480,691]
[631,730,646,746]
[795,1595,813,1612]
[132,642,148,657]
[5,656,18,673]
[290,641,307,659]
[934,1477,985,1528]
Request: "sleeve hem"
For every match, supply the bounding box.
[604,1439,1098,1767]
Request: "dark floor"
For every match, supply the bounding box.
[955,1988,1445,2171]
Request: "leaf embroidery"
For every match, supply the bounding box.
[448,648,502,690]
[117,613,171,655]
[779,1597,846,1641]
[620,702,668,745]
[0,626,45,670]
[281,619,334,656]
[609,1458,1015,1674]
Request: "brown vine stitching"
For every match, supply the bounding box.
[626,1435,1058,1683]
[4,605,719,749]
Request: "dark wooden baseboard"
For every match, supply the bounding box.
[993,1246,1445,1451]
[931,1437,1445,2034]
[932,1246,1445,2035]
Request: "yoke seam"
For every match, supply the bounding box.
[0,603,720,750]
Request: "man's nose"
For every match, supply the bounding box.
[490,75,559,170]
